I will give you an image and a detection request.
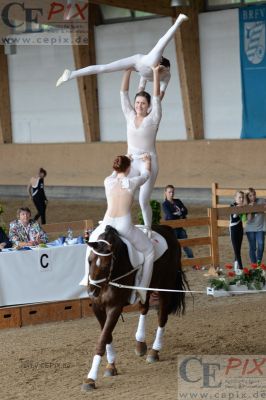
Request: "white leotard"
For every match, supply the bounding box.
[120,91,161,228]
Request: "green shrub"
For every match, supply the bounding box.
[138,200,161,225]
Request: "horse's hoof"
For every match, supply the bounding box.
[104,363,118,377]
[146,349,159,364]
[135,341,147,357]
[81,378,96,391]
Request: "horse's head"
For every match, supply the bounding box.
[87,225,120,298]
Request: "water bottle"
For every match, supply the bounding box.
[67,227,73,243]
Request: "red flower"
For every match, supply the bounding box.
[251,263,258,269]
[261,264,266,271]
[243,268,250,275]
[225,264,233,270]
[227,271,236,277]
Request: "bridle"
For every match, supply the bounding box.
[88,238,138,288]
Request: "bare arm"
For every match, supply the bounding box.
[121,69,132,92]
[27,179,33,199]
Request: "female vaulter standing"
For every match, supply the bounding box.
[120,65,162,230]
[56,13,188,97]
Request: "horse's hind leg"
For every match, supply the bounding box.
[146,293,168,363]
[135,298,150,357]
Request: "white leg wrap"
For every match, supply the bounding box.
[152,327,165,351]
[87,354,102,381]
[106,343,116,364]
[135,314,146,342]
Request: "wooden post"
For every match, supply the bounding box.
[72,3,100,142]
[173,2,204,140]
[0,46,12,143]
[207,208,219,275]
[212,182,218,208]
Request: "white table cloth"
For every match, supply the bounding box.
[0,244,88,306]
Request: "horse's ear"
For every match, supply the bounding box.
[87,242,99,249]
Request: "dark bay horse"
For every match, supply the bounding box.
[81,224,188,391]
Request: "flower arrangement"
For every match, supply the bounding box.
[209,263,266,291]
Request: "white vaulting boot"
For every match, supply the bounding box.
[56,69,72,87]
[178,13,189,24]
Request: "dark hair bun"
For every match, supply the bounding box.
[113,156,131,173]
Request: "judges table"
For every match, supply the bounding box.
[0,244,88,307]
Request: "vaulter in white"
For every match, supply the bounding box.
[80,154,154,305]
[56,13,188,98]
[120,64,162,230]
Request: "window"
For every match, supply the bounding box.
[99,5,157,24]
[207,0,266,9]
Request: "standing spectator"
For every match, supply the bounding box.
[162,185,194,259]
[229,191,246,271]
[27,168,48,225]
[9,207,48,247]
[245,188,265,266]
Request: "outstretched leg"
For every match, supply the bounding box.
[56,54,142,86]
[141,13,188,67]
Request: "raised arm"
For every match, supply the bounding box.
[27,178,33,199]
[152,65,160,97]
[121,69,132,92]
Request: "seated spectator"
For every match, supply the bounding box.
[162,185,194,260]
[9,207,48,247]
[0,226,12,250]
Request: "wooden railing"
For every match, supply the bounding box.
[161,208,219,268]
[44,219,94,237]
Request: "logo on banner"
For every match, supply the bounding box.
[244,21,265,64]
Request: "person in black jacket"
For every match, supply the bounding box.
[162,184,194,259]
[27,168,48,225]
[0,226,12,250]
[229,191,246,270]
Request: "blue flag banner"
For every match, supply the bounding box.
[239,5,266,138]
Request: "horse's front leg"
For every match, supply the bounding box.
[81,305,122,391]
[135,296,150,357]
[104,342,118,377]
[146,293,168,364]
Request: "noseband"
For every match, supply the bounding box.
[90,239,113,257]
[88,239,114,287]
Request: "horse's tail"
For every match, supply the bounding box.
[168,241,190,316]
[168,268,190,316]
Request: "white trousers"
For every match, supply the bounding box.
[69,14,186,80]
[129,152,158,229]
[80,214,154,299]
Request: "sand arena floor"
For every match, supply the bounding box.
[0,199,265,400]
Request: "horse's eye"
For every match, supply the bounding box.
[96,258,101,267]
